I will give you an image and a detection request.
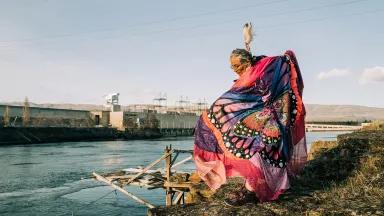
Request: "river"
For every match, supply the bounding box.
[0,131,350,216]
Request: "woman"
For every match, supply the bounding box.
[193,48,307,204]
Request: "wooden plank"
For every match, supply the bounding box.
[106,174,135,180]
[107,172,164,181]
[93,172,155,209]
[124,150,173,185]
[119,180,162,188]
[172,156,192,169]
[173,191,184,205]
[174,149,193,154]
[163,181,193,189]
[170,152,179,166]
[172,188,185,193]
[165,147,172,206]
[123,168,159,173]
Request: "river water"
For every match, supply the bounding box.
[0,131,350,216]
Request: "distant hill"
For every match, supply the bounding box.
[305,104,384,122]
[0,102,104,111]
[1,102,384,122]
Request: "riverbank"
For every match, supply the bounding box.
[0,127,195,145]
[150,129,384,215]
[0,127,120,145]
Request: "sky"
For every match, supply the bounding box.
[0,0,383,107]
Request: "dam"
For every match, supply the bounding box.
[305,124,362,132]
[0,96,369,145]
[0,101,201,144]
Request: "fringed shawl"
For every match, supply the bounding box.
[193,50,307,201]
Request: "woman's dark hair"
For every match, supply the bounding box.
[230,49,259,66]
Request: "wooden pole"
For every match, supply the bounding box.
[165,146,172,206]
[170,152,179,166]
[172,156,192,169]
[124,150,173,185]
[93,172,155,209]
[163,182,193,189]
[173,149,193,154]
[173,191,184,205]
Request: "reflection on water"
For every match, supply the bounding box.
[0,132,350,216]
[306,131,352,149]
[103,157,123,166]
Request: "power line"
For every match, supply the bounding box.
[125,0,286,26]
[0,0,285,44]
[259,9,383,38]
[110,7,382,46]
[256,8,383,31]
[0,0,378,46]
[111,6,383,40]
[263,0,370,17]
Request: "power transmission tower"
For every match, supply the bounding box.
[196,98,208,114]
[153,92,167,113]
[176,96,190,112]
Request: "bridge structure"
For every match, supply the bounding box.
[305,124,362,132]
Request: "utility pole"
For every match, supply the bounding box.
[22,97,30,127]
[3,106,10,127]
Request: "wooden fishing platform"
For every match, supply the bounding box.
[93,146,200,209]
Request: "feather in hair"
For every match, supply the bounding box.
[243,22,253,52]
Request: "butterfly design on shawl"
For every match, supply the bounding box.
[207,56,299,168]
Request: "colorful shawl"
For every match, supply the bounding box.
[193,50,307,201]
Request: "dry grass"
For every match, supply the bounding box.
[308,141,338,160]
[150,130,384,216]
[361,120,384,131]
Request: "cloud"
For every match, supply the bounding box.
[317,68,349,80]
[359,66,384,85]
